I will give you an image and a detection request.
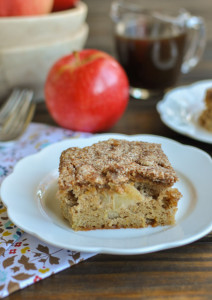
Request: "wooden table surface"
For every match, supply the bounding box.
[9,0,212,299]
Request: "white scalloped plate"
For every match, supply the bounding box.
[1,134,212,255]
[157,80,212,143]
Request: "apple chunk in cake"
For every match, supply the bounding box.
[58,139,182,231]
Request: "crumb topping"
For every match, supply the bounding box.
[58,139,178,189]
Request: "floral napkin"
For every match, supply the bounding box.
[0,123,97,298]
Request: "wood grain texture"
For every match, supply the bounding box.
[12,0,212,299]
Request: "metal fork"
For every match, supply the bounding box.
[0,89,36,142]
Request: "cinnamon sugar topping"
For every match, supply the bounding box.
[59,139,178,190]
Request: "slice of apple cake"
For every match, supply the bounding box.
[199,87,212,132]
[58,139,182,231]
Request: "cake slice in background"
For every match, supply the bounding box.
[199,88,212,132]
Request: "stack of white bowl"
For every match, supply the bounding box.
[0,1,88,101]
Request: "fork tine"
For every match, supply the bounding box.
[21,101,36,133]
[0,89,22,123]
[3,90,33,132]
[0,110,34,141]
[0,89,35,142]
[6,91,34,136]
[3,102,35,141]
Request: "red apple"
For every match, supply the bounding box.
[45,49,129,133]
[52,0,79,12]
[0,0,54,17]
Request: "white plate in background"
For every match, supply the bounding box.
[157,80,212,143]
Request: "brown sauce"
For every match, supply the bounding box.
[115,22,187,90]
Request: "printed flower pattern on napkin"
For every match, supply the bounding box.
[0,123,91,255]
[0,123,95,299]
[0,234,94,297]
[0,210,22,256]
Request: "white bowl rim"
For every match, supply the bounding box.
[0,23,89,53]
[0,1,87,22]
